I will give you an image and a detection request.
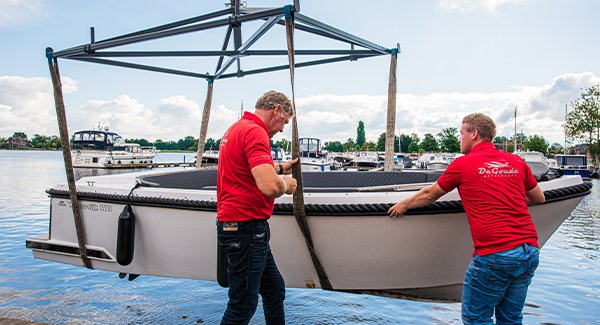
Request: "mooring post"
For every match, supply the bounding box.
[196,78,214,169]
[384,46,398,171]
[46,47,92,269]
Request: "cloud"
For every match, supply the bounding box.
[0,0,45,26]
[437,0,527,13]
[2,72,599,146]
[0,75,77,137]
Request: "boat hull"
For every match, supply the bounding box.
[26,173,590,302]
[72,150,156,168]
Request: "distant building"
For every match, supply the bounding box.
[573,144,589,155]
[6,136,32,149]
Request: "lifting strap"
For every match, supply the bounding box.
[284,10,333,291]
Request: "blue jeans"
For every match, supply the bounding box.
[217,219,285,325]
[462,243,539,325]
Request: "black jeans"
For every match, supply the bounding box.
[217,219,285,325]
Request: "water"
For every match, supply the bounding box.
[0,150,598,324]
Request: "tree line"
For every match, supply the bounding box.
[0,128,558,155]
[3,84,597,157]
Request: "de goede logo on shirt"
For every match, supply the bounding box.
[478,161,519,178]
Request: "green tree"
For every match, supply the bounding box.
[177,136,196,151]
[31,134,49,149]
[565,84,600,162]
[343,138,356,152]
[523,135,549,154]
[324,141,343,152]
[408,133,420,153]
[549,143,563,155]
[421,133,439,152]
[47,136,61,149]
[356,121,366,147]
[205,138,217,150]
[494,135,510,152]
[12,132,27,139]
[437,127,460,153]
[399,134,411,153]
[377,132,400,152]
[510,132,527,151]
[126,138,153,147]
[361,141,377,151]
[273,138,291,151]
[494,135,508,144]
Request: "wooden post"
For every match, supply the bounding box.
[384,48,398,171]
[46,48,92,269]
[285,9,332,291]
[196,79,214,169]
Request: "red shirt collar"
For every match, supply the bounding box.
[469,141,495,153]
[242,111,269,135]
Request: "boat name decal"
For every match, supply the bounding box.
[478,161,519,178]
[58,200,113,213]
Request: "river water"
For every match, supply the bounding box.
[0,150,598,324]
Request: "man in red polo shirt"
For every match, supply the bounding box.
[388,113,545,324]
[217,90,298,325]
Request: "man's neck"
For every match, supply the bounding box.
[253,109,269,125]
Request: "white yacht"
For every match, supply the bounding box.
[299,138,334,172]
[72,128,156,168]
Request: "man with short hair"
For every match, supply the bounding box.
[216,90,298,325]
[388,113,545,324]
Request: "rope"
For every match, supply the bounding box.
[284,12,333,290]
[46,48,93,269]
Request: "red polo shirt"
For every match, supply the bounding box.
[436,142,539,256]
[217,112,275,222]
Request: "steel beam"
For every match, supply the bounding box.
[68,57,211,79]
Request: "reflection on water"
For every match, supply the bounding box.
[0,150,599,324]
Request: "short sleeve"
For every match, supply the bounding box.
[436,157,462,192]
[244,126,274,169]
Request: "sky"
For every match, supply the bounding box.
[1,0,599,147]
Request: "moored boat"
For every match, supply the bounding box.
[552,154,591,180]
[299,138,335,172]
[26,168,592,302]
[72,128,156,168]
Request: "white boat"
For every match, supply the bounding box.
[201,150,220,164]
[354,151,383,170]
[26,168,592,302]
[514,151,559,181]
[392,154,405,170]
[72,128,156,168]
[271,147,287,163]
[299,138,335,172]
[552,154,592,180]
[417,153,450,170]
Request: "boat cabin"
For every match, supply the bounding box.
[72,130,124,151]
[299,138,325,158]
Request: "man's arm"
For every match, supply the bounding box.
[525,185,545,205]
[388,182,447,218]
[251,164,297,198]
[275,157,299,175]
